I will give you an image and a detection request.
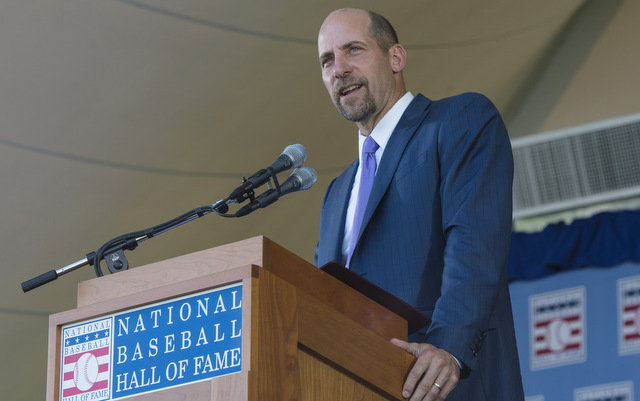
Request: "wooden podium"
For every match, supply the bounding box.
[47,236,416,400]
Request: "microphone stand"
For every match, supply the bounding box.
[21,170,284,293]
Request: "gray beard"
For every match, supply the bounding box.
[337,90,377,123]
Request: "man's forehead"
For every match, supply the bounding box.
[318,11,372,53]
[321,8,369,29]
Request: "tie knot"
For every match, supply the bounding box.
[363,136,379,155]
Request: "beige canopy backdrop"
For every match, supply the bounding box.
[1,1,638,399]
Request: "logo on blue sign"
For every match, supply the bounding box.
[60,282,243,400]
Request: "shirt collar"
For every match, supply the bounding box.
[357,92,414,158]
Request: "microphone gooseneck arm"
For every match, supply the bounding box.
[21,144,316,293]
[21,201,225,292]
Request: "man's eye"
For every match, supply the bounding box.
[321,58,333,67]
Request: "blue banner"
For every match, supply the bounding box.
[60,282,243,401]
[510,263,639,400]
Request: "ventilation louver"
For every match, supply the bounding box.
[512,113,640,219]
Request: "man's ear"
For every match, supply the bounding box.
[389,44,407,73]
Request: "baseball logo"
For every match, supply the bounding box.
[73,352,99,391]
[546,318,574,352]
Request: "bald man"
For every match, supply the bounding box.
[315,9,525,401]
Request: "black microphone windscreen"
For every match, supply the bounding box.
[281,144,307,169]
[291,166,317,192]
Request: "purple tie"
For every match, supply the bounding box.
[347,136,379,267]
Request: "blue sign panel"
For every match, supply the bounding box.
[60,282,243,401]
[510,263,640,401]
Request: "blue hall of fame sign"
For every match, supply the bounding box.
[59,282,243,401]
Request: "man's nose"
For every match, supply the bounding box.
[333,54,352,77]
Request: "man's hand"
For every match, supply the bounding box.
[390,338,460,400]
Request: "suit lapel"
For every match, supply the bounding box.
[355,94,432,245]
[324,161,358,261]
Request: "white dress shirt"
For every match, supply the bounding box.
[341,92,414,266]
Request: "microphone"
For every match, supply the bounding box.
[228,144,307,202]
[235,167,317,217]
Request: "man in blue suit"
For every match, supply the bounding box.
[314,9,525,401]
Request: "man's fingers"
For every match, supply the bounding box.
[390,339,425,398]
[400,344,442,400]
[404,352,437,399]
[390,338,432,359]
[408,369,440,401]
[432,369,459,401]
[431,354,460,400]
[390,338,414,354]
[390,340,461,400]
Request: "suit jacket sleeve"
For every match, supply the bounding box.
[425,93,514,370]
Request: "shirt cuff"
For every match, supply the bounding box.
[451,354,463,370]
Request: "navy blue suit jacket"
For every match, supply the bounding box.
[315,93,524,400]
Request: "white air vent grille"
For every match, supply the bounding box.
[512,113,640,219]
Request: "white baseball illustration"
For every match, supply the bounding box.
[73,353,99,391]
[548,319,572,352]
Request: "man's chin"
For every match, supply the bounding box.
[337,101,357,119]
[340,110,367,123]
[335,93,376,122]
